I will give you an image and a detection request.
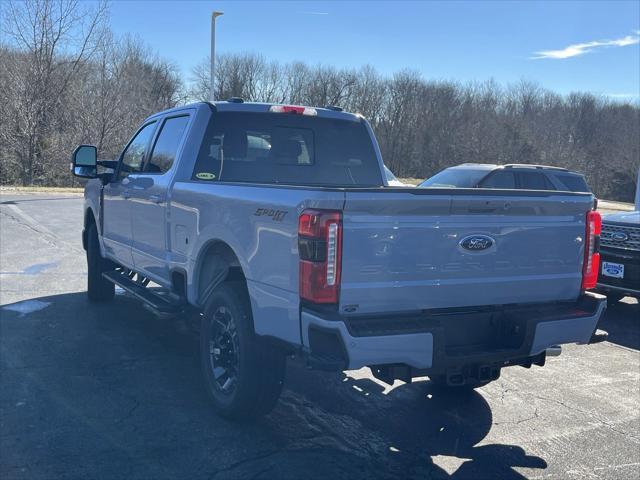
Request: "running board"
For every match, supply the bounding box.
[102,270,186,315]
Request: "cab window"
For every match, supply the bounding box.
[194,112,382,186]
[120,122,156,178]
[145,116,190,174]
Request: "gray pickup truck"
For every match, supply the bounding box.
[72,100,607,419]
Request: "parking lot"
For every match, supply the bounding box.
[1,192,639,479]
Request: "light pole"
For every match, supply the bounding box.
[210,11,223,102]
[635,167,640,211]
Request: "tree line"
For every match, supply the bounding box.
[1,0,639,201]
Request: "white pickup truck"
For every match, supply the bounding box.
[72,100,608,419]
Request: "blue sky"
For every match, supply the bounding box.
[109,0,640,100]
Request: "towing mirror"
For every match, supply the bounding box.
[71,145,98,179]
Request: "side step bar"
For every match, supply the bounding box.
[102,270,186,316]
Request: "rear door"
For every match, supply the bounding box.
[339,190,592,315]
[130,114,191,283]
[102,121,157,268]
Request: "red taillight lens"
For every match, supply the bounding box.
[581,210,602,290]
[298,209,342,304]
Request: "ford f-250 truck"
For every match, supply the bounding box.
[72,100,608,419]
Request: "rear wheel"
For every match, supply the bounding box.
[200,282,285,420]
[86,222,115,302]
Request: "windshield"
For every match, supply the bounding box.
[194,112,383,187]
[420,168,490,188]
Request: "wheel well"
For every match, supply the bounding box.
[196,241,246,307]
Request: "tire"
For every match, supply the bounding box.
[86,222,115,302]
[200,282,285,420]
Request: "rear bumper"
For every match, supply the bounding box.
[301,292,607,371]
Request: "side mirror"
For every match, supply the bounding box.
[71,145,98,179]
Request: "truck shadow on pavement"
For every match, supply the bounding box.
[281,364,548,479]
[1,292,547,479]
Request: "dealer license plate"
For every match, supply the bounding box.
[602,262,624,279]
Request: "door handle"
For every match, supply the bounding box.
[149,194,163,204]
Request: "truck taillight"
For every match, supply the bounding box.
[298,209,342,304]
[581,210,602,290]
[269,105,317,116]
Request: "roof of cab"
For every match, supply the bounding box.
[144,100,363,123]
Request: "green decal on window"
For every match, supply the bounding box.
[196,172,216,180]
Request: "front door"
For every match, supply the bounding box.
[130,114,191,284]
[102,121,157,268]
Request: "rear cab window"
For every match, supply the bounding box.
[193,111,383,187]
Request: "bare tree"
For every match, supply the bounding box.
[1,12,638,202]
[2,0,108,185]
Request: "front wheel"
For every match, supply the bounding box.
[200,282,285,420]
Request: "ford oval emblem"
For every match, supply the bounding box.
[611,231,629,242]
[460,235,495,252]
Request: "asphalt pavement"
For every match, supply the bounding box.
[1,192,639,480]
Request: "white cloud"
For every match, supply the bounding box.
[302,11,329,15]
[532,33,639,60]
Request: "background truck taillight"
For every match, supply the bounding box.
[298,209,342,304]
[581,210,602,290]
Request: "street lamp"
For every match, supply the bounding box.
[210,11,223,101]
[635,167,640,211]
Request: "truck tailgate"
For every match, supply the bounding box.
[340,189,593,315]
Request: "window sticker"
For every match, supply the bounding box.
[196,172,216,180]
